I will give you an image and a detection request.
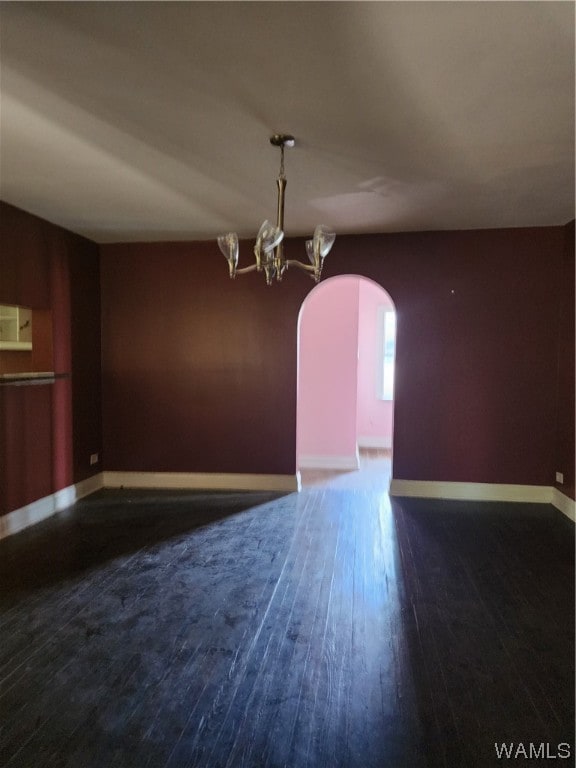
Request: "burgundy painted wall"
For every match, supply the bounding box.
[0,202,102,516]
[1,384,54,513]
[100,241,308,474]
[2,200,571,516]
[326,227,566,486]
[553,221,575,499]
[101,226,568,487]
[69,238,102,482]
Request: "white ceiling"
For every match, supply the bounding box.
[0,2,574,243]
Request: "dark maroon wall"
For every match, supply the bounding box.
[0,202,102,515]
[69,238,102,482]
[1,201,570,516]
[0,384,54,513]
[100,225,568,487]
[324,227,565,486]
[100,241,308,474]
[554,221,575,499]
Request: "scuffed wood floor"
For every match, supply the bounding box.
[0,479,573,767]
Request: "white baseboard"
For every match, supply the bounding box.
[3,473,572,540]
[298,453,360,470]
[389,479,575,522]
[0,471,297,539]
[357,436,392,449]
[102,471,299,493]
[389,479,552,503]
[551,487,576,522]
[0,473,104,540]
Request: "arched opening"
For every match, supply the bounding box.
[296,275,396,489]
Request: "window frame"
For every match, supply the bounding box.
[376,306,396,401]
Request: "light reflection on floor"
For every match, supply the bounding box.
[298,449,392,491]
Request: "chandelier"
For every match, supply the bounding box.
[217,134,335,285]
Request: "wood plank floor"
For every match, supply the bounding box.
[0,474,573,767]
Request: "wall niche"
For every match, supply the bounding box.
[0,305,54,377]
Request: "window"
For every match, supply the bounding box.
[377,307,396,400]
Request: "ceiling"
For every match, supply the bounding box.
[0,2,574,244]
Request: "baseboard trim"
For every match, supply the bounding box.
[390,479,575,522]
[551,488,576,522]
[389,479,553,503]
[298,454,360,470]
[102,471,299,493]
[0,471,297,538]
[357,436,392,449]
[0,473,104,540]
[4,474,572,540]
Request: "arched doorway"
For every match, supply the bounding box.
[296,275,396,488]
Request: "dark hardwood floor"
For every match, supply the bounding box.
[0,475,573,767]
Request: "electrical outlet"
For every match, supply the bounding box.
[555,471,564,484]
[90,453,99,466]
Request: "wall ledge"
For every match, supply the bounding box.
[389,479,575,522]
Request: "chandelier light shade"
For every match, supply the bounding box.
[217,135,335,285]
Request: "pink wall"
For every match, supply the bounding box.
[297,276,396,468]
[297,277,360,467]
[356,280,395,448]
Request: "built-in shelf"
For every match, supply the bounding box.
[0,372,68,386]
[0,340,33,351]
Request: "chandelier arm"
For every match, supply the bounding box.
[285,259,315,273]
[235,264,259,275]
